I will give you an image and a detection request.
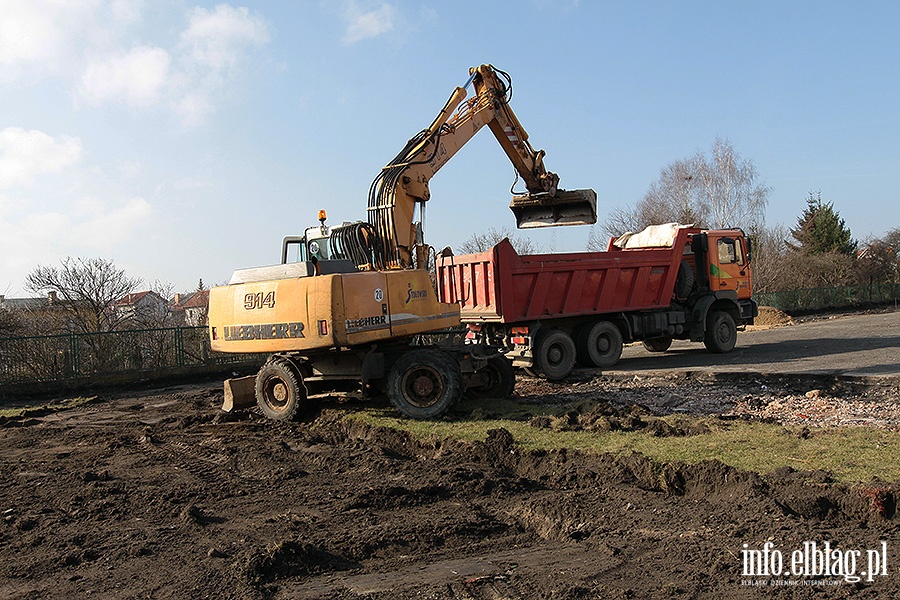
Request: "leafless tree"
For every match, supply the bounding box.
[591,138,770,245]
[25,257,141,334]
[749,223,791,293]
[698,138,770,233]
[0,309,23,336]
[458,226,540,255]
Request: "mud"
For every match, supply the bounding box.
[1,382,899,599]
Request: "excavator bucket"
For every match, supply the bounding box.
[510,189,597,229]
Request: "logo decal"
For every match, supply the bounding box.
[405,282,428,304]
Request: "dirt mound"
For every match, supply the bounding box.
[528,400,711,436]
[751,305,793,328]
[240,541,359,584]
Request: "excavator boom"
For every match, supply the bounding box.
[367,64,596,269]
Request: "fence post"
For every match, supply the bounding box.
[175,328,185,367]
[69,333,79,377]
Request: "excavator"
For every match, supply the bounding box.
[208,64,596,420]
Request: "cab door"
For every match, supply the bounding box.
[709,234,752,299]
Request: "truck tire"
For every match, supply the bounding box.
[467,355,516,399]
[642,337,673,353]
[576,321,623,368]
[255,357,308,421]
[533,330,577,381]
[704,311,737,353]
[388,349,461,419]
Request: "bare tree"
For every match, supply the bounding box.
[697,138,770,233]
[458,226,540,255]
[25,257,141,334]
[749,223,790,293]
[0,308,23,336]
[592,138,770,245]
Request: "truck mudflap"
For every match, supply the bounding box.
[510,189,597,228]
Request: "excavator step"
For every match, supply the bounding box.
[510,188,597,229]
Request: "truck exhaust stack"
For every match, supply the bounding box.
[510,188,598,228]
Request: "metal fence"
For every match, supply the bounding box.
[755,283,900,312]
[0,326,265,386]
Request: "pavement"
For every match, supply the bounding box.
[608,310,900,381]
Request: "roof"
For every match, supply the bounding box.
[115,291,166,307]
[0,297,50,310]
[180,290,209,309]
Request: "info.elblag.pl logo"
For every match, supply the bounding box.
[741,541,889,586]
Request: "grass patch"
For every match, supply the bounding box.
[0,396,96,418]
[347,398,900,484]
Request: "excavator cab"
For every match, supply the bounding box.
[510,189,598,229]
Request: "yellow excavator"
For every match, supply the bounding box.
[208,64,596,419]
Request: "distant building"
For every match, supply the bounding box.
[0,292,71,334]
[171,290,209,326]
[113,291,169,327]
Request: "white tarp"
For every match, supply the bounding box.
[613,223,693,249]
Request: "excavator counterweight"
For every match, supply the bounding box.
[510,188,597,229]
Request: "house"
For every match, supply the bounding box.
[171,290,209,326]
[113,291,169,327]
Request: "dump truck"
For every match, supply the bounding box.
[436,223,758,380]
[208,64,596,420]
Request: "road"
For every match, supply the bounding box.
[610,310,900,380]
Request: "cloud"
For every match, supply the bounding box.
[181,4,270,71]
[79,46,172,107]
[71,196,152,247]
[2,2,270,126]
[0,0,97,78]
[343,2,397,44]
[0,196,153,291]
[0,127,82,189]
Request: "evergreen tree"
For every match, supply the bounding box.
[789,192,857,255]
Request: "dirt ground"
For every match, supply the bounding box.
[1,372,899,600]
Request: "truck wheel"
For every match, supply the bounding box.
[704,311,737,353]
[388,349,461,419]
[467,356,516,399]
[255,358,308,421]
[642,337,673,353]
[576,321,623,368]
[534,330,576,381]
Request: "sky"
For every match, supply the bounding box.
[1,0,899,297]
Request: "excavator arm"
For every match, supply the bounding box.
[366,64,596,270]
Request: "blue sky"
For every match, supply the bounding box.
[1,1,898,296]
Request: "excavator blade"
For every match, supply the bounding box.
[510,189,597,229]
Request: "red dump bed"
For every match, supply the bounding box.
[437,228,695,323]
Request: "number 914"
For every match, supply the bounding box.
[244,291,275,310]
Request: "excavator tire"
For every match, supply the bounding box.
[255,357,308,421]
[467,355,516,399]
[388,349,461,419]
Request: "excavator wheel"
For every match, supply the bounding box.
[255,357,309,421]
[388,349,462,419]
[467,355,516,399]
